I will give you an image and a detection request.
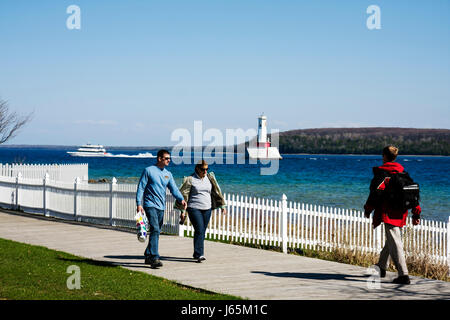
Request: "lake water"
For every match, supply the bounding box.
[0,146,448,222]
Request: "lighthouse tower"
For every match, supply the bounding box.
[257,115,270,148]
[246,114,282,160]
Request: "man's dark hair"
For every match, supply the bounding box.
[382,145,398,162]
[157,149,170,159]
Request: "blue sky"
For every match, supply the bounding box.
[0,0,449,146]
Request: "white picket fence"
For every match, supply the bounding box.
[186,195,450,266]
[0,173,449,268]
[0,173,180,235]
[0,163,89,183]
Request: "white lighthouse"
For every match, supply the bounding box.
[246,114,282,160]
[257,115,268,145]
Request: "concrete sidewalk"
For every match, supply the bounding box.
[1,209,449,300]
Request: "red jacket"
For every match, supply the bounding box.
[365,162,409,228]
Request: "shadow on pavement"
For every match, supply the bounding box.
[104,255,144,260]
[251,270,368,282]
[103,255,198,266]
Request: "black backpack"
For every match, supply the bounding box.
[384,171,420,210]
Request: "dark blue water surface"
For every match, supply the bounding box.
[0,147,448,222]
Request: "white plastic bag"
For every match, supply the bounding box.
[134,211,149,242]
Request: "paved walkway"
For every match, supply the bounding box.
[1,209,449,300]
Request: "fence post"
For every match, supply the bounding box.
[15,172,22,210]
[109,177,117,226]
[447,216,450,272]
[376,224,382,251]
[74,177,80,220]
[281,194,288,254]
[43,173,50,217]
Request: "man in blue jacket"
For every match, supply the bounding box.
[136,149,186,268]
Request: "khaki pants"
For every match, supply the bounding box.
[377,223,409,276]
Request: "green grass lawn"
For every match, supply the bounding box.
[0,238,241,300]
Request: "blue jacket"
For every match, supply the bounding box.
[136,165,184,210]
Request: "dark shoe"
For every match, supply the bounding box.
[197,256,206,263]
[393,275,410,285]
[379,267,386,278]
[144,256,152,265]
[151,259,163,268]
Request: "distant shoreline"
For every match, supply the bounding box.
[284,153,449,157]
[1,144,449,157]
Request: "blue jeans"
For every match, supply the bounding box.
[187,207,212,258]
[144,206,165,261]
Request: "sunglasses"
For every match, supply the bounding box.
[200,167,208,171]
[162,157,171,160]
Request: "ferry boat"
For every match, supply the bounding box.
[67,144,110,157]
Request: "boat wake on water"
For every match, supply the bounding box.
[105,152,155,158]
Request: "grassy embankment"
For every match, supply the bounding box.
[0,238,241,300]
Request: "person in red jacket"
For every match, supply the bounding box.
[364,145,421,285]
